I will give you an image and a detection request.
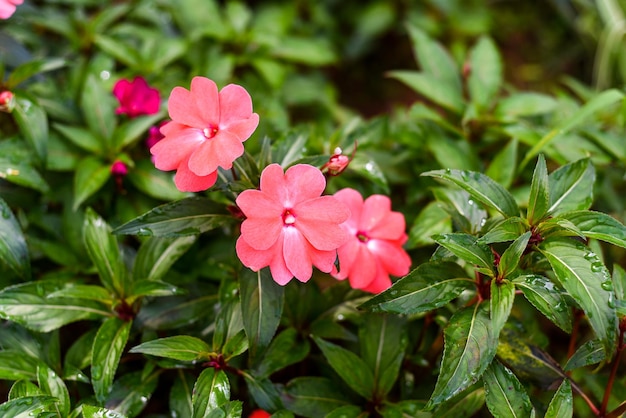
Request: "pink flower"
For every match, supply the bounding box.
[0,0,22,19]
[332,188,411,293]
[146,121,167,149]
[113,77,160,118]
[110,160,129,177]
[322,146,353,176]
[0,90,15,112]
[236,164,351,285]
[151,77,259,192]
[249,410,271,418]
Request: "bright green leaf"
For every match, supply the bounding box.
[495,92,558,117]
[130,336,211,362]
[557,210,626,249]
[37,364,70,417]
[498,232,531,278]
[433,233,494,272]
[0,396,58,417]
[73,157,111,210]
[467,36,502,110]
[7,58,66,88]
[563,339,605,371]
[483,360,535,417]
[527,155,549,224]
[0,350,39,381]
[406,24,461,89]
[82,404,128,418]
[479,217,529,244]
[91,317,132,404]
[547,158,595,216]
[545,380,573,418]
[389,71,464,113]
[126,158,189,202]
[0,197,30,279]
[490,280,515,338]
[512,274,573,333]
[53,123,103,153]
[8,380,43,400]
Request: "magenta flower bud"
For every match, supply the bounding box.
[0,90,15,113]
[110,160,129,177]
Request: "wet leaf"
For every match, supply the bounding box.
[498,232,531,278]
[0,396,58,417]
[433,233,494,272]
[545,380,573,418]
[281,377,352,417]
[0,197,30,279]
[557,210,626,249]
[547,158,595,216]
[130,336,211,362]
[91,317,132,404]
[527,154,549,224]
[37,365,70,417]
[490,280,515,338]
[105,371,159,417]
[483,360,535,417]
[512,274,573,333]
[564,339,605,371]
[82,404,128,418]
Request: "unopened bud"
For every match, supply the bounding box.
[0,91,15,113]
[111,160,129,177]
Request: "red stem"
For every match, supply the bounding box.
[601,326,625,416]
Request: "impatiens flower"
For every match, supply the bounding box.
[113,76,160,118]
[146,121,167,149]
[249,410,271,418]
[236,164,351,285]
[332,188,411,293]
[151,77,260,192]
[0,90,15,112]
[0,0,22,19]
[322,146,353,176]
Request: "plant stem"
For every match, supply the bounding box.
[600,325,625,416]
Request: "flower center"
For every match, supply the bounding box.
[282,209,296,226]
[203,125,219,139]
[356,231,369,243]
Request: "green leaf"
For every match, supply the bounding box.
[557,210,626,249]
[73,156,112,210]
[480,217,529,244]
[114,197,232,236]
[126,158,189,202]
[12,93,48,164]
[254,328,309,379]
[281,377,352,417]
[613,264,626,301]
[138,294,217,330]
[82,404,128,418]
[512,275,573,333]
[243,373,282,411]
[84,208,128,297]
[0,156,50,192]
[64,328,98,377]
[105,370,159,417]
[547,158,595,216]
[8,380,44,400]
[490,280,515,338]
[271,36,337,65]
[382,400,430,418]
[325,405,363,418]
[170,372,195,418]
[0,396,58,417]
[91,317,132,404]
[53,123,103,153]
[483,360,535,417]
[485,138,517,189]
[0,280,110,332]
[426,303,497,410]
[467,36,502,110]
[498,232,531,278]
[545,380,572,418]
[406,24,461,89]
[539,239,618,358]
[0,350,39,380]
[7,58,66,88]
[432,387,485,418]
[128,280,184,301]
[0,197,30,279]
[388,71,464,113]
[433,233,494,272]
[240,268,284,363]
[112,114,164,151]
[407,201,451,248]
[130,336,211,362]
[191,368,230,417]
[133,236,197,282]
[422,169,519,218]
[48,284,112,302]
[212,298,244,353]
[93,34,142,68]
[495,92,558,117]
[563,339,605,371]
[38,364,70,417]
[360,314,407,398]
[222,329,249,360]
[521,89,624,168]
[81,73,116,149]
[360,261,473,314]
[313,337,375,400]
[527,155,550,224]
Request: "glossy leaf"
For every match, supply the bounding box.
[558,210,626,249]
[360,261,472,314]
[480,217,528,244]
[0,396,58,417]
[426,303,497,409]
[138,294,217,331]
[313,336,375,400]
[114,197,233,236]
[170,372,195,418]
[126,158,189,202]
[128,280,184,301]
[0,350,39,381]
[8,380,43,400]
[221,329,249,360]
[498,232,531,278]
[545,380,573,418]
[130,336,211,362]
[490,280,515,338]
[12,93,48,164]
[0,197,30,279]
[467,36,502,110]
[84,208,129,297]
[212,298,244,351]
[48,284,112,302]
[240,268,284,362]
[254,328,309,379]
[281,377,352,417]
[547,158,595,216]
[433,233,494,272]
[422,169,519,218]
[82,404,128,418]
[325,405,363,418]
[564,339,605,371]
[73,157,111,210]
[105,370,159,417]
[527,154,549,224]
[613,264,626,300]
[243,373,282,411]
[539,239,618,357]
[432,387,485,418]
[133,236,197,282]
[432,188,488,234]
[37,365,70,417]
[483,360,535,417]
[512,274,573,333]
[91,317,132,404]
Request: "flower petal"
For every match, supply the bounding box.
[296,196,351,224]
[236,189,283,219]
[267,234,294,285]
[333,188,364,233]
[219,84,254,126]
[308,245,338,274]
[368,239,411,277]
[347,245,376,289]
[240,218,282,250]
[368,211,406,240]
[187,130,244,175]
[259,164,288,204]
[236,236,273,271]
[191,76,220,125]
[173,157,218,192]
[297,219,350,251]
[334,239,360,280]
[361,267,392,294]
[283,164,326,206]
[151,125,203,171]
[224,113,260,142]
[283,228,312,282]
[360,195,391,231]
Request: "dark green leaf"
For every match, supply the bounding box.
[527,155,550,224]
[539,239,618,358]
[563,339,605,371]
[130,336,211,362]
[105,371,159,417]
[545,380,573,418]
[313,337,375,400]
[360,261,473,314]
[222,329,249,360]
[48,284,112,302]
[114,197,232,236]
[212,298,244,351]
[53,123,103,153]
[483,360,535,417]
[612,264,626,300]
[128,280,184,301]
[422,169,519,218]
[91,317,132,404]
[64,328,98,378]
[8,380,43,400]
[37,365,70,417]
[138,294,217,330]
[381,400,430,418]
[512,274,573,333]
[254,328,309,379]
[557,210,626,249]
[73,157,112,210]
[547,158,595,216]
[325,405,363,418]
[360,314,407,398]
[12,93,48,164]
[0,197,30,279]
[467,36,502,110]
[281,377,352,417]
[81,73,116,148]
[388,71,464,113]
[498,232,531,278]
[495,92,558,117]
[0,396,58,417]
[84,208,128,297]
[7,58,66,88]
[406,24,461,88]
[485,138,517,189]
[426,303,497,410]
[82,404,128,418]
[433,233,494,272]
[490,280,515,338]
[0,156,49,192]
[407,201,451,248]
[126,158,189,202]
[133,236,197,282]
[432,387,485,418]
[243,373,282,411]
[170,371,195,418]
[0,350,39,381]
[0,280,110,332]
[240,268,284,362]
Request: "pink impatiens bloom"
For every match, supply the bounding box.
[333,188,411,293]
[0,0,22,19]
[151,77,260,192]
[236,164,351,285]
[113,76,160,118]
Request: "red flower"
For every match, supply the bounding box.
[236,164,350,285]
[150,77,259,192]
[332,188,411,293]
[0,0,22,19]
[249,410,271,418]
[113,77,160,118]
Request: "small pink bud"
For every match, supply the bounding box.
[322,146,352,176]
[0,90,15,113]
[111,160,129,177]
